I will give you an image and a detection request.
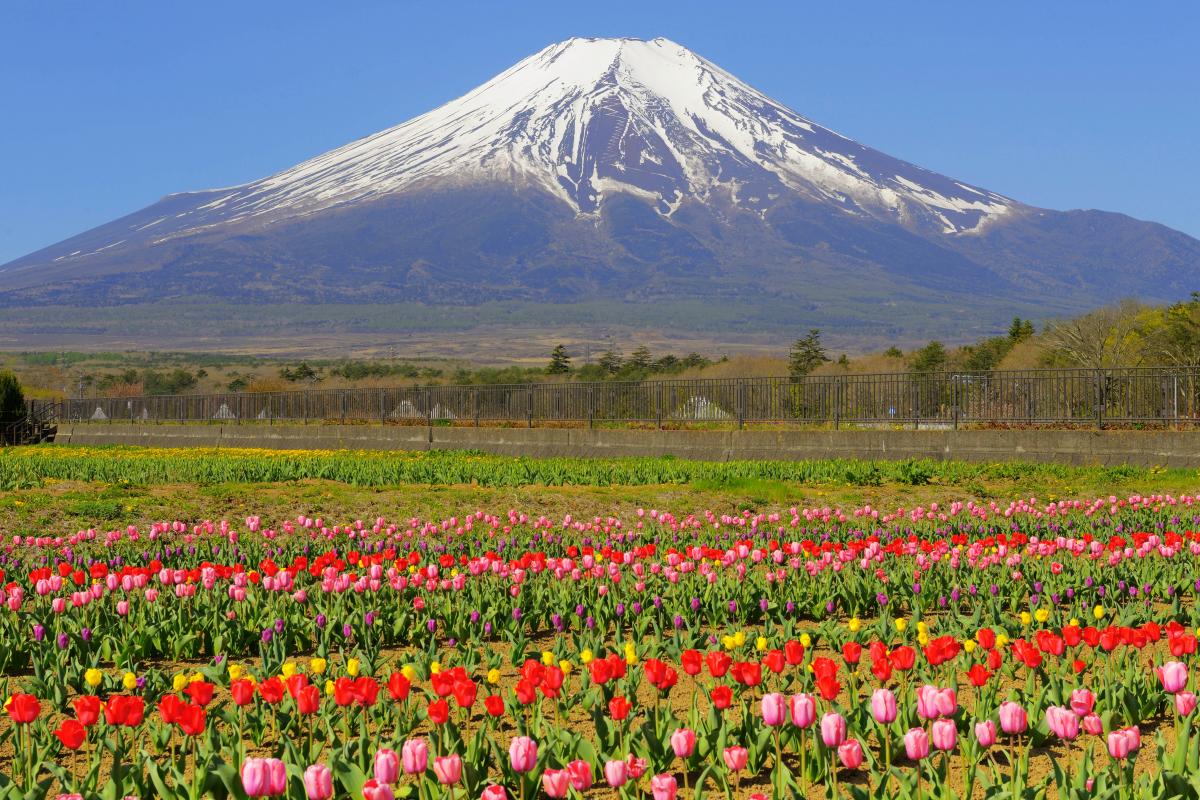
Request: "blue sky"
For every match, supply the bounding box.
[2,0,1197,264]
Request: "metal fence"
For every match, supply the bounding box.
[31,366,1200,430]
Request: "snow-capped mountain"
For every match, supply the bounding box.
[144,37,1011,235]
[2,36,1198,333]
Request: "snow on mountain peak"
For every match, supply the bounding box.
[166,37,1014,235]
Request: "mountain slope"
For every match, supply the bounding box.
[2,36,1197,334]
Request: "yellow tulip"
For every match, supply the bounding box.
[171,673,187,692]
[755,636,767,652]
[733,631,746,647]
[894,618,908,633]
[1019,611,1032,626]
[85,668,103,688]
[963,640,977,654]
[228,664,243,681]
[347,658,360,677]
[917,632,929,647]
[281,662,297,678]
[189,672,204,685]
[800,633,812,648]
[916,621,928,634]
[401,665,417,681]
[428,661,440,675]
[324,679,335,696]
[848,617,862,633]
[580,649,594,665]
[721,635,735,651]
[122,672,137,691]
[487,668,501,685]
[1034,608,1050,623]
[996,634,1010,648]
[541,651,555,666]
[559,660,572,675]
[1093,605,1105,620]
[310,658,327,675]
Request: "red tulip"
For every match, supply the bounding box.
[710,685,733,710]
[680,650,702,676]
[5,693,40,724]
[484,694,505,717]
[53,718,87,749]
[609,696,632,721]
[258,677,285,705]
[387,672,412,701]
[230,679,256,707]
[427,698,450,725]
[185,680,215,707]
[705,651,731,678]
[296,684,321,715]
[104,695,145,727]
[73,695,102,726]
[176,703,206,737]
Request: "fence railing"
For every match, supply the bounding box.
[30,366,1200,430]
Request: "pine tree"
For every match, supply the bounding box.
[598,347,623,376]
[788,329,829,378]
[0,370,25,424]
[546,344,572,375]
[910,341,948,373]
[628,345,653,371]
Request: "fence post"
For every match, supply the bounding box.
[834,378,842,430]
[425,387,433,426]
[656,383,663,430]
[1095,370,1103,430]
[527,384,533,428]
[474,388,480,428]
[952,375,960,430]
[736,379,745,430]
[341,391,347,425]
[588,386,594,429]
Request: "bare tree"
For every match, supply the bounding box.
[1044,299,1147,369]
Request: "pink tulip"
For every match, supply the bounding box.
[303,764,333,800]
[1107,726,1141,760]
[362,780,394,800]
[1046,706,1080,741]
[651,774,679,800]
[402,739,428,774]
[1159,661,1189,694]
[240,760,269,798]
[931,718,957,751]
[1069,689,1095,717]
[241,758,286,798]
[975,720,997,748]
[433,755,462,785]
[566,760,592,791]
[670,728,697,758]
[821,712,847,748]
[904,728,930,761]
[722,746,749,773]
[998,702,1028,735]
[374,749,400,785]
[871,688,897,724]
[509,736,537,773]
[1177,691,1198,717]
[762,693,787,726]
[481,786,507,800]
[604,760,629,788]
[1082,714,1104,736]
[790,693,816,728]
[838,739,864,769]
[542,769,570,798]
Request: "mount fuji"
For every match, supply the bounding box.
[2,37,1198,337]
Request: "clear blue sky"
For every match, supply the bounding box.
[2,0,1197,264]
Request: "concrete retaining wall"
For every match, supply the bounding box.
[49,423,1200,466]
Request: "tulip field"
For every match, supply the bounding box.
[4,446,1200,799]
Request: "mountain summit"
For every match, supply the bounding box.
[2,37,1198,333]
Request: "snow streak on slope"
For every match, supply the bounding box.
[152,37,1012,237]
